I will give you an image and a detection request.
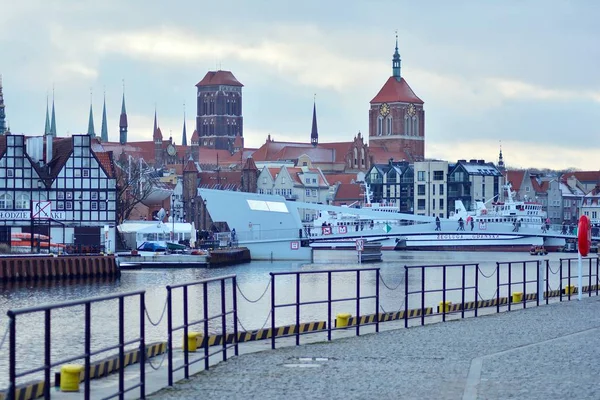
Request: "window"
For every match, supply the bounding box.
[0,194,12,209]
[57,201,64,210]
[305,189,311,197]
[282,178,285,184]
[417,199,425,210]
[91,192,98,200]
[433,171,444,181]
[432,185,436,196]
[100,200,107,210]
[312,189,317,197]
[302,162,308,166]
[91,202,98,210]
[312,178,317,184]
[417,171,425,182]
[66,192,73,200]
[263,178,267,184]
[386,117,392,135]
[83,169,90,178]
[7,170,13,178]
[440,199,444,209]
[16,194,29,209]
[439,184,444,195]
[57,192,64,200]
[258,189,264,194]
[431,199,435,210]
[418,185,426,196]
[305,178,310,184]
[377,117,383,136]
[66,202,73,210]
[593,211,597,219]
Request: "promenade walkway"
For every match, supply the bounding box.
[148,296,600,400]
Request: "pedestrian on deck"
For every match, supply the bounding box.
[435,216,441,231]
[457,217,465,231]
[470,218,475,231]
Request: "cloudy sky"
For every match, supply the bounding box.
[1,0,598,170]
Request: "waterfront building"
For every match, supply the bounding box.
[256,165,329,221]
[559,180,584,225]
[0,134,117,251]
[413,160,448,218]
[447,159,503,215]
[364,159,414,214]
[368,36,425,162]
[581,186,600,223]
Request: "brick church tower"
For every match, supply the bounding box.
[195,70,244,151]
[369,36,425,162]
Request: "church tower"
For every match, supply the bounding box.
[310,100,318,147]
[153,110,164,167]
[0,75,6,135]
[87,97,96,138]
[119,91,128,145]
[100,94,108,142]
[195,70,243,150]
[368,35,425,161]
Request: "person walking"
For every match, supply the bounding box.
[470,218,475,231]
[457,217,464,231]
[435,216,441,231]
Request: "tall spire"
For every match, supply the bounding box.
[182,103,188,146]
[0,74,6,135]
[87,91,96,138]
[498,141,505,171]
[100,92,108,142]
[44,95,51,135]
[119,81,128,145]
[310,95,318,147]
[392,30,401,81]
[153,106,158,134]
[50,88,57,137]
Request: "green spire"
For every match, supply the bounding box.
[182,104,187,146]
[44,96,51,135]
[100,94,108,142]
[50,95,57,137]
[121,92,126,114]
[87,101,95,137]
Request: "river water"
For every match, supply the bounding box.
[0,250,590,388]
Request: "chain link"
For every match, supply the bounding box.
[145,297,169,327]
[147,345,168,371]
[379,275,402,291]
[477,288,498,302]
[478,266,498,279]
[547,263,560,275]
[0,320,10,353]
[236,281,271,304]
[237,310,272,333]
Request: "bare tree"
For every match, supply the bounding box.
[114,155,162,223]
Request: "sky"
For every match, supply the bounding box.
[1,0,599,170]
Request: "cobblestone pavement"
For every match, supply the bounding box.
[149,297,600,400]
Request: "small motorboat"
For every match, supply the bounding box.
[530,245,548,256]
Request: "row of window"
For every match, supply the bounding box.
[416,184,445,196]
[417,198,445,211]
[416,171,445,181]
[376,115,420,136]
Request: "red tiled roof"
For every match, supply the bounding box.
[242,157,257,171]
[319,142,353,164]
[562,171,600,183]
[191,129,199,142]
[530,177,549,193]
[334,183,363,202]
[94,151,115,178]
[198,170,242,190]
[503,170,525,192]
[48,137,73,178]
[324,173,356,185]
[370,77,424,104]
[196,71,243,87]
[183,158,198,173]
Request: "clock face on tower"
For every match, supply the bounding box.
[407,103,416,117]
[379,103,390,117]
[167,144,176,156]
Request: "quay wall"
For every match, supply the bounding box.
[0,255,120,282]
[209,247,251,266]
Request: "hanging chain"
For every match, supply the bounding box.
[237,281,271,303]
[145,297,169,327]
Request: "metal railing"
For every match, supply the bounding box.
[556,257,600,301]
[496,260,541,312]
[269,268,380,349]
[6,290,146,400]
[166,275,238,386]
[404,263,479,327]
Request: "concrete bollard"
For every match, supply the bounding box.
[512,292,523,303]
[438,301,452,313]
[60,364,84,392]
[335,313,351,328]
[184,332,201,352]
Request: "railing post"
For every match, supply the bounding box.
[588,258,593,297]
[296,273,300,346]
[270,273,276,350]
[139,292,146,400]
[84,303,91,400]
[183,285,189,378]
[203,283,209,371]
[442,265,447,322]
[119,296,125,400]
[545,260,550,305]
[420,266,425,326]
[474,264,479,317]
[596,258,599,296]
[8,313,15,400]
[356,270,361,336]
[232,276,239,356]
[461,264,466,319]
[375,269,380,333]
[167,286,173,386]
[404,266,408,328]
[522,261,527,309]
[327,271,332,341]
[496,262,501,314]
[221,279,227,361]
[507,262,512,311]
[559,259,564,302]
[45,309,52,399]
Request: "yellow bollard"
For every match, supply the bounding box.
[60,364,84,392]
[335,313,351,328]
[184,332,201,352]
[512,292,523,303]
[565,285,576,295]
[438,301,452,313]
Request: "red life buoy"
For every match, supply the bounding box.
[578,215,591,257]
